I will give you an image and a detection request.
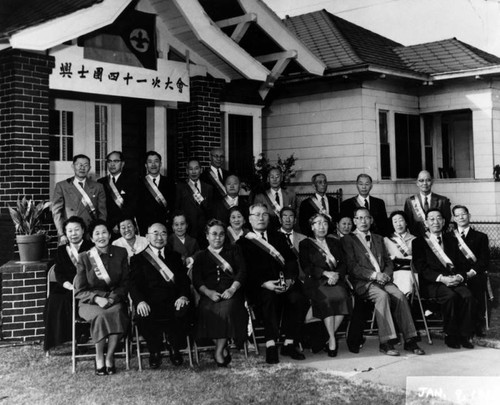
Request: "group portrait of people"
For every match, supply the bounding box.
[44,147,490,376]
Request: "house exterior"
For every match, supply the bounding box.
[264,10,500,220]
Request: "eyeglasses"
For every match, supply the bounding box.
[74,164,90,169]
[250,213,269,218]
[148,232,167,238]
[107,159,122,164]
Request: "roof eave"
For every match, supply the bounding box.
[431,65,500,80]
[9,0,132,51]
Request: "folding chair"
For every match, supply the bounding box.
[71,289,130,373]
[132,316,194,370]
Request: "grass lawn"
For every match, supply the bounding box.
[0,343,426,405]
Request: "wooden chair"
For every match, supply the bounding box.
[71,289,130,373]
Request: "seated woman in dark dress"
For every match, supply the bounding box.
[44,216,92,353]
[74,220,129,376]
[299,213,351,357]
[192,219,247,367]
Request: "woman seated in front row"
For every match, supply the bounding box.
[44,216,93,353]
[74,219,129,376]
[383,210,417,296]
[192,219,247,367]
[299,213,351,357]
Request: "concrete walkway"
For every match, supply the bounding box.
[289,336,500,391]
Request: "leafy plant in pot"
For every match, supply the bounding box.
[8,196,51,262]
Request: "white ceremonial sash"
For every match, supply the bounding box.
[142,247,175,283]
[109,176,124,209]
[66,244,79,267]
[308,237,337,269]
[245,232,285,266]
[410,195,427,223]
[75,182,97,218]
[266,190,282,216]
[187,180,205,205]
[424,233,455,269]
[144,177,168,208]
[209,170,227,197]
[453,229,477,263]
[354,231,381,273]
[88,247,112,285]
[208,248,234,275]
[309,197,332,221]
[389,234,410,257]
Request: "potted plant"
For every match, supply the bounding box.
[8,196,51,262]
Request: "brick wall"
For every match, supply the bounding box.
[0,261,49,341]
[0,49,56,265]
[176,75,225,178]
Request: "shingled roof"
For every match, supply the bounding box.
[284,9,500,78]
[0,0,101,40]
[394,38,500,74]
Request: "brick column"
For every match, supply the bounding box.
[0,49,56,265]
[176,75,225,178]
[0,50,55,340]
[0,261,49,341]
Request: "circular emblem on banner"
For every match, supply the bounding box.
[129,29,150,53]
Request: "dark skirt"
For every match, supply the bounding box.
[43,289,72,351]
[305,282,352,320]
[196,292,248,342]
[79,302,129,343]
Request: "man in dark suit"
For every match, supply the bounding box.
[212,174,249,225]
[253,167,297,231]
[342,207,424,356]
[200,147,230,200]
[299,173,339,237]
[129,222,191,368]
[412,208,476,349]
[452,205,488,336]
[175,158,214,247]
[278,207,306,281]
[237,203,308,364]
[136,151,176,235]
[404,170,451,237]
[98,151,138,235]
[340,174,389,236]
[52,154,107,245]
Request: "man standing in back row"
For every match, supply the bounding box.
[200,147,230,200]
[340,174,389,236]
[404,170,451,237]
[52,154,106,245]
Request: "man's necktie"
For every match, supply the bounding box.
[218,169,223,183]
[285,232,293,247]
[437,236,442,246]
[275,192,280,205]
[423,196,429,212]
[153,178,157,186]
[364,199,369,211]
[158,251,164,261]
[78,182,84,189]
[461,231,465,239]
[194,182,201,193]
[365,234,371,243]
[261,232,267,241]
[321,197,326,210]
[112,176,116,184]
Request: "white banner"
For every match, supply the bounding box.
[49,46,189,102]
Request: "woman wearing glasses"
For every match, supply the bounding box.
[192,219,247,367]
[299,213,351,357]
[75,219,129,376]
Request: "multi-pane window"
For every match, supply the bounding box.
[395,113,422,178]
[379,110,391,179]
[95,105,108,177]
[49,110,74,161]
